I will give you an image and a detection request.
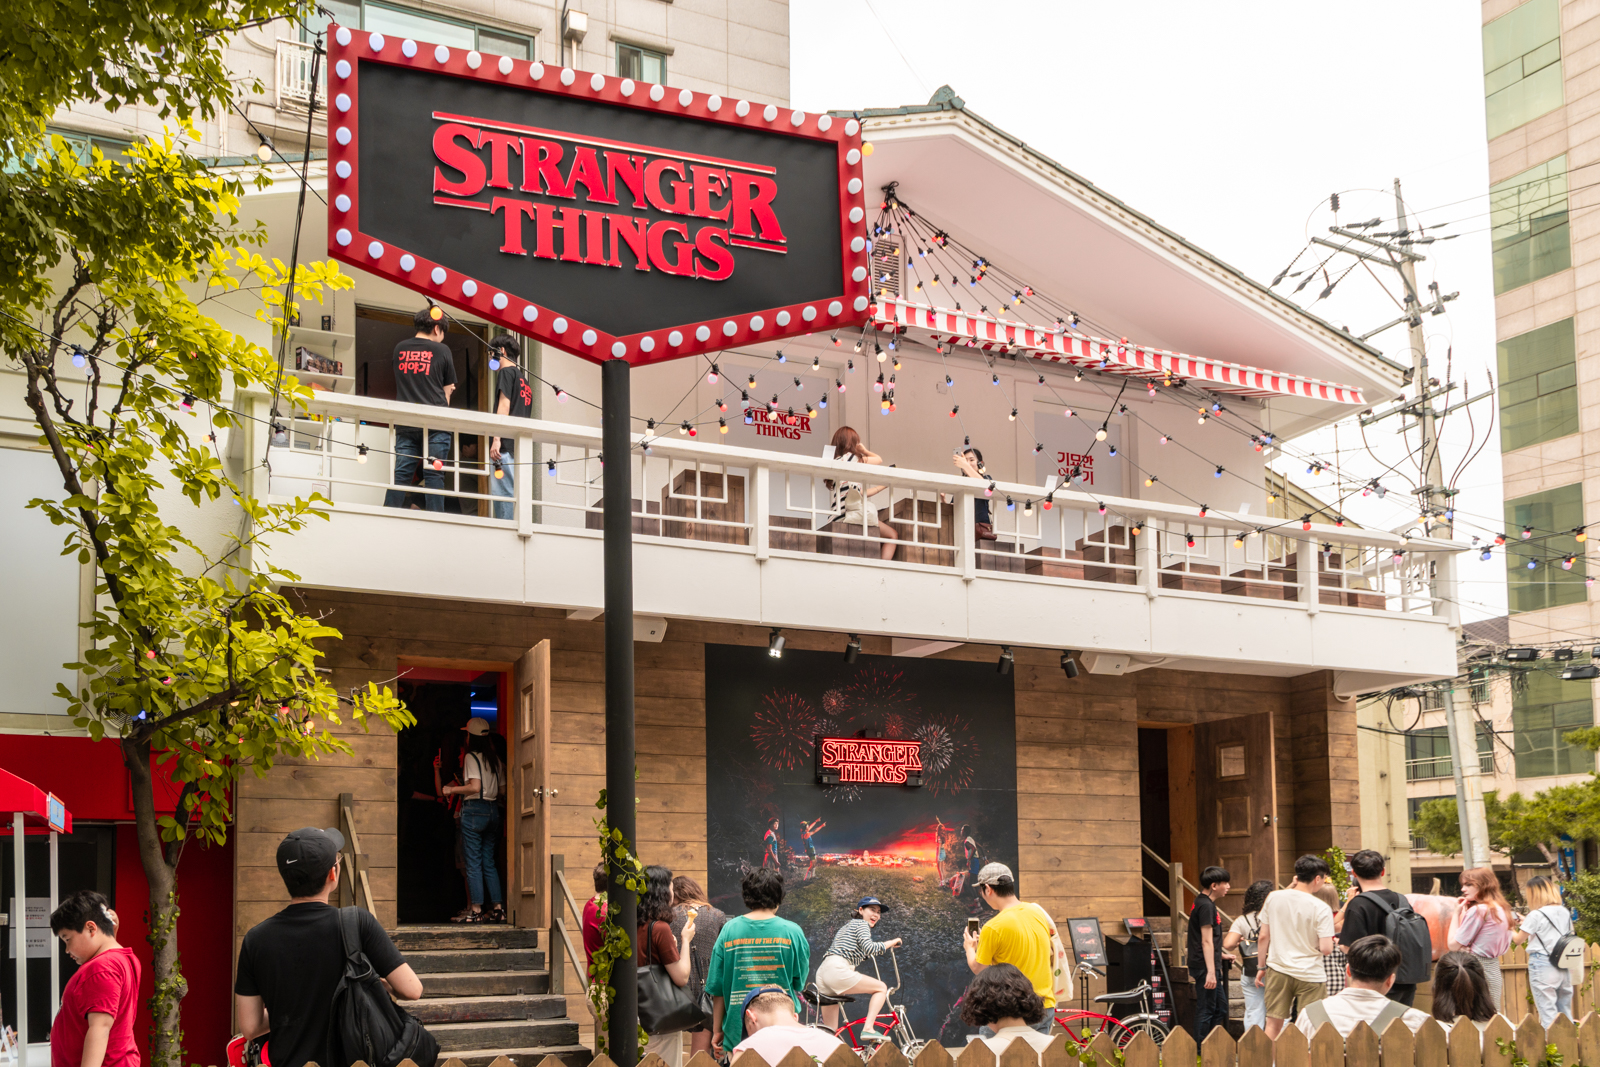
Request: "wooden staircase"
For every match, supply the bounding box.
[393,925,590,1067]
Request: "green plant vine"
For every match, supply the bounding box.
[1323,846,1351,899]
[1494,1038,1564,1067]
[591,787,648,1058]
[147,890,185,1059]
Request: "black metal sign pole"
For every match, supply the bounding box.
[601,357,638,1066]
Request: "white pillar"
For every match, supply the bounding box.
[13,812,26,1067]
[48,832,58,1026]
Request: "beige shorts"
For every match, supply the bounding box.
[815,954,865,996]
[1263,968,1325,1019]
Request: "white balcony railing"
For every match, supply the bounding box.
[242,389,1465,627]
[275,39,326,112]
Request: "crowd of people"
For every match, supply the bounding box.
[1189,848,1581,1046]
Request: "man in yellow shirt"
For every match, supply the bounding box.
[963,863,1056,1036]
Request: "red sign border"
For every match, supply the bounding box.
[814,735,924,787]
[324,24,872,367]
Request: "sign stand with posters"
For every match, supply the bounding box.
[1,771,73,1067]
[324,27,867,1059]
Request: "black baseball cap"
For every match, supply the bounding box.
[277,827,345,896]
[857,896,888,910]
[740,986,790,1017]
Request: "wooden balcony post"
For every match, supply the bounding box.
[550,853,565,996]
[754,465,770,561]
[1170,860,1185,967]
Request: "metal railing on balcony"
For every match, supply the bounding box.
[275,39,326,112]
[243,389,1464,619]
[1404,752,1496,781]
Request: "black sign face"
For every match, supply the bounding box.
[326,25,871,365]
[1067,916,1107,967]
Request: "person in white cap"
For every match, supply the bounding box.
[440,717,506,922]
[963,862,1057,1035]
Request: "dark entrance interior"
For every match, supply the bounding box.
[396,671,507,924]
[1137,728,1171,916]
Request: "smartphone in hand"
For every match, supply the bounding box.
[967,917,981,937]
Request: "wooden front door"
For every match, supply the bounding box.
[1194,713,1277,918]
[509,640,551,928]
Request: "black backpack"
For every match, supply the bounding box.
[329,908,439,1067]
[1364,892,1433,985]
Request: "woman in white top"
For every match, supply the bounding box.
[962,963,1054,1060]
[824,426,899,560]
[1430,951,1514,1038]
[1222,880,1273,1032]
[440,717,506,922]
[1513,876,1574,1026]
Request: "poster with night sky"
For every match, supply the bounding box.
[704,644,1019,1045]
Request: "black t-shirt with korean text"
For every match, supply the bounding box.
[494,365,534,455]
[1186,893,1223,977]
[393,336,456,407]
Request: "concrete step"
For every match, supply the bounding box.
[430,1018,582,1053]
[392,925,543,952]
[440,1044,592,1067]
[413,994,568,1025]
[421,971,552,997]
[408,949,546,974]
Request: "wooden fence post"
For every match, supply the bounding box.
[1307,1021,1343,1067]
[1547,1015,1578,1067]
[1576,1012,1600,1067]
[1444,1013,1480,1067]
[1162,1023,1198,1067]
[1413,1018,1448,1067]
[1121,1031,1158,1067]
[1479,1017,1514,1067]
[1238,1026,1273,1067]
[1343,1021,1378,1067]
[1271,1024,1309,1067]
[1513,1014,1547,1067]
[1380,1016,1416,1067]
[1201,1026,1238,1067]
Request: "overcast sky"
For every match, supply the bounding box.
[792,1,1507,619]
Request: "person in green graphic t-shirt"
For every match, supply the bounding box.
[705,866,811,1054]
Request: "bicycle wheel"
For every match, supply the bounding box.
[1113,1017,1169,1048]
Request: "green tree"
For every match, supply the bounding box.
[1413,782,1600,876]
[0,5,411,1066]
[1410,791,1511,858]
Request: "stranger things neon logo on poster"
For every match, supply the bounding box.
[815,737,924,786]
[326,25,870,366]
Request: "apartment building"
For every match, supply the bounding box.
[1475,0,1600,831]
[3,5,1465,1057]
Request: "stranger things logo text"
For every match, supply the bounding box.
[433,112,786,281]
[815,737,924,787]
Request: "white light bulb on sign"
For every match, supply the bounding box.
[335,127,351,145]
[851,236,865,252]
[335,194,351,212]
[493,293,508,310]
[462,280,477,297]
[708,95,722,111]
[335,228,352,246]
[334,93,350,112]
[791,110,805,126]
[818,115,832,131]
[368,33,385,51]
[582,329,597,345]
[611,342,626,357]
[591,73,605,91]
[467,51,481,69]
[763,104,778,122]
[401,39,416,57]
[679,89,694,107]
[849,207,864,223]
[696,325,711,341]
[776,311,790,326]
[553,317,568,333]
[735,100,750,117]
[434,45,449,63]
[620,78,635,96]
[335,60,351,78]
[640,336,656,352]
[430,267,446,284]
[828,301,842,316]
[530,62,545,79]
[749,316,764,331]
[367,241,383,258]
[336,26,351,45]
[335,160,351,178]
[802,306,817,321]
[399,254,415,271]
[650,84,665,102]
[522,306,538,322]
[845,119,860,136]
[848,149,861,165]
[498,56,513,75]
[561,68,575,86]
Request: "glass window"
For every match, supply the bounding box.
[1498,318,1578,451]
[617,44,666,84]
[1407,796,1433,849]
[1512,653,1595,777]
[302,2,531,59]
[1405,723,1493,780]
[1491,156,1570,294]
[1504,483,1587,613]
[1484,0,1564,138]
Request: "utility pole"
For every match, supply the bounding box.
[1390,178,1492,871]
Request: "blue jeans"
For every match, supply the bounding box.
[384,427,452,510]
[978,1018,1053,1038]
[1241,970,1266,1031]
[459,798,503,906]
[490,452,515,520]
[1529,951,1574,1027]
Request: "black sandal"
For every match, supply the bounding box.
[482,904,507,924]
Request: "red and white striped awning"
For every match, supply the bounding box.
[873,299,1366,405]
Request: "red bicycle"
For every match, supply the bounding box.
[800,948,928,1058]
[1053,964,1169,1049]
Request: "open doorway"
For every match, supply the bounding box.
[395,668,508,924]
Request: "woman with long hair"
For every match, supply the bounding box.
[639,865,697,1067]
[1513,875,1575,1025]
[814,896,903,1042]
[1431,951,1503,1032]
[439,718,506,922]
[669,876,727,1060]
[1222,879,1273,1031]
[1447,868,1515,1010]
[823,426,898,560]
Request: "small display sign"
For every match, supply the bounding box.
[46,793,66,834]
[814,736,923,787]
[1066,916,1108,967]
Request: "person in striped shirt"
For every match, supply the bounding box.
[814,896,903,1041]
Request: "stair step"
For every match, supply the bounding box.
[430,1019,581,1053]
[439,1044,593,1067]
[408,949,546,974]
[421,971,552,997]
[413,994,569,1025]
[393,925,543,952]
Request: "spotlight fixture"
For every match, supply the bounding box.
[767,628,786,658]
[844,634,861,664]
[1060,651,1080,679]
[997,646,1014,675]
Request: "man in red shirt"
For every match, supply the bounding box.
[50,891,141,1067]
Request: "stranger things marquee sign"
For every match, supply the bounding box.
[325,25,871,366]
[815,737,924,787]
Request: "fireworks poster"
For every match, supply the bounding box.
[704,644,1018,1044]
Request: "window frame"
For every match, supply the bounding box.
[1491,155,1572,294]
[303,1,533,59]
[1497,317,1578,452]
[1483,0,1564,139]
[1504,482,1588,613]
[616,42,667,85]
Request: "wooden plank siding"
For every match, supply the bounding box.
[232,589,1361,1026]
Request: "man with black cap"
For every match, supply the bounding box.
[235,828,423,1067]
